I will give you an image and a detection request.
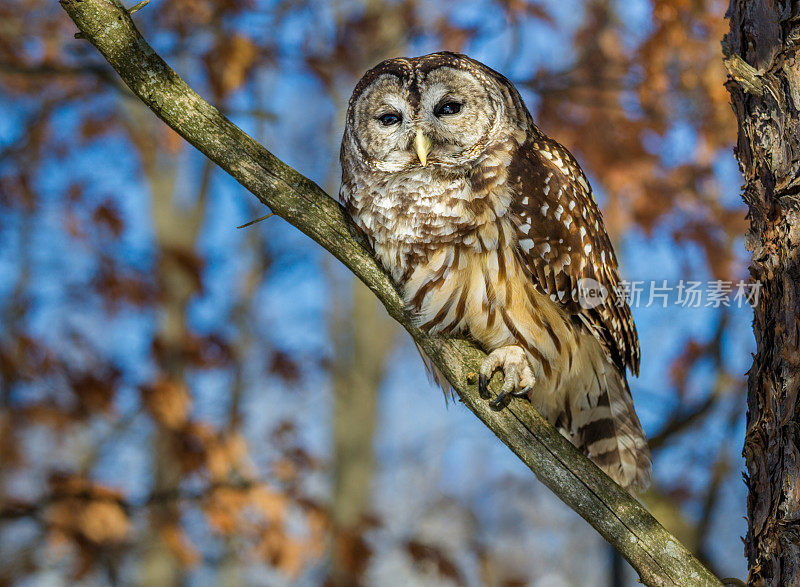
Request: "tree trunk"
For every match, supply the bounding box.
[725,2,800,585]
[328,278,393,585]
[124,103,208,586]
[326,4,405,582]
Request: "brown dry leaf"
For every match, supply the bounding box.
[45,476,129,545]
[206,432,249,480]
[250,485,289,525]
[70,371,117,415]
[275,537,305,578]
[20,404,74,430]
[272,457,299,483]
[141,377,191,429]
[204,487,248,534]
[182,333,234,369]
[79,501,129,544]
[205,35,260,99]
[64,210,86,240]
[255,526,305,579]
[206,443,232,481]
[80,114,117,142]
[159,125,185,155]
[226,432,250,469]
[91,202,124,237]
[48,473,124,500]
[47,500,78,542]
[173,422,213,473]
[670,339,705,394]
[161,245,205,294]
[330,525,372,579]
[160,0,253,33]
[269,350,301,383]
[498,0,553,23]
[93,260,158,311]
[161,523,201,567]
[303,506,329,559]
[0,414,21,466]
[406,539,463,583]
[435,18,477,52]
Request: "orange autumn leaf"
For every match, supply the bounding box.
[78,501,130,543]
[205,34,260,99]
[141,378,192,429]
[161,523,201,567]
[250,485,289,525]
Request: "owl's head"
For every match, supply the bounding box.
[342,52,531,173]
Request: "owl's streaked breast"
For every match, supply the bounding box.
[344,165,502,281]
[404,221,590,413]
[343,162,584,413]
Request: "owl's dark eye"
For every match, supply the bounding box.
[435,101,462,116]
[377,112,401,126]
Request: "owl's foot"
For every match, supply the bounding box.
[478,345,535,409]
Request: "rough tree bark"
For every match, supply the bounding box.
[725,2,800,585]
[58,0,723,584]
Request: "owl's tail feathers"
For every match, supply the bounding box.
[570,372,651,492]
[414,338,650,489]
[413,342,455,402]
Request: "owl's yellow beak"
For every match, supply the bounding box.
[414,129,432,167]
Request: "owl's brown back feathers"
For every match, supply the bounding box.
[508,133,640,375]
[506,132,649,490]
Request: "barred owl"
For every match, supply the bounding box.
[339,52,650,490]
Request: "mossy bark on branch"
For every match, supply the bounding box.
[58,0,722,584]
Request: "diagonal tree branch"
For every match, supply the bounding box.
[58,1,721,585]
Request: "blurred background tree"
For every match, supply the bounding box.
[0,0,747,584]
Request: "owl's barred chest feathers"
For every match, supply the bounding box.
[346,144,515,281]
[343,147,584,410]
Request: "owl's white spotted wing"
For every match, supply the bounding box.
[508,135,640,375]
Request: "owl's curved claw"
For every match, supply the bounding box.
[478,372,492,399]
[489,384,533,409]
[478,349,503,398]
[479,345,535,409]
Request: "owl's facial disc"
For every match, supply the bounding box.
[350,67,502,171]
[348,74,412,170]
[416,67,499,166]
